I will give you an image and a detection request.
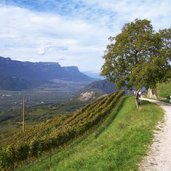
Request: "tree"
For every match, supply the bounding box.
[101,19,171,108]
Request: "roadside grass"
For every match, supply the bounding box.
[17,96,163,171]
[157,81,171,102]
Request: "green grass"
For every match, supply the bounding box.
[0,92,123,170]
[157,81,171,101]
[16,96,163,171]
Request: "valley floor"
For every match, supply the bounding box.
[139,98,171,171]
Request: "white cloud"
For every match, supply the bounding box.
[0,0,170,73]
[0,4,110,72]
[81,0,171,30]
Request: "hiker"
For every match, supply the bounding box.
[138,91,142,98]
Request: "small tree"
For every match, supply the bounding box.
[101,19,171,108]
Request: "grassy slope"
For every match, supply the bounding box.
[17,96,163,171]
[157,81,171,100]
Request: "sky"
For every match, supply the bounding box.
[0,0,170,73]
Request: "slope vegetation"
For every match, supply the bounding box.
[0,91,124,170]
[16,96,163,171]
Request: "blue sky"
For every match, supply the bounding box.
[0,0,170,73]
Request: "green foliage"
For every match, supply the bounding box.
[0,91,124,170]
[101,19,171,90]
[157,81,171,99]
[16,96,163,171]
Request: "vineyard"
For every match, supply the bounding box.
[0,91,124,170]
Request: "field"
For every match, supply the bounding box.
[0,91,164,171]
[0,91,123,170]
[0,80,89,110]
[0,98,88,147]
[16,96,163,171]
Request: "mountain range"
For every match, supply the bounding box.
[81,79,116,94]
[0,56,93,91]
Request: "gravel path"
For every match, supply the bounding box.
[139,98,171,171]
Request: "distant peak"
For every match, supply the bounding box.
[0,56,11,61]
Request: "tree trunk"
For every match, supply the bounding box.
[135,94,139,109]
[135,89,141,109]
[10,163,14,171]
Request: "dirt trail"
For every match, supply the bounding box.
[139,98,171,171]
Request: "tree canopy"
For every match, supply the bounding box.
[101,19,171,91]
